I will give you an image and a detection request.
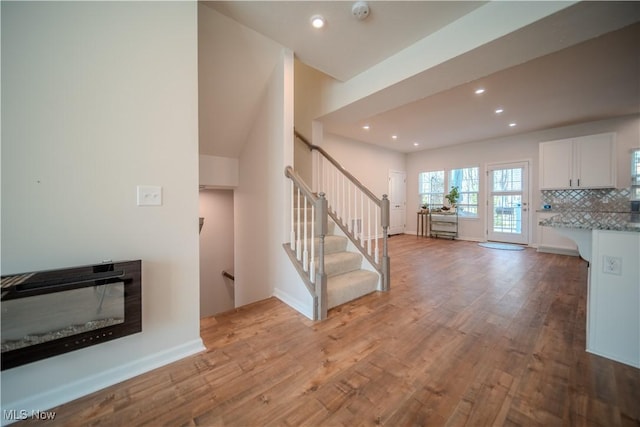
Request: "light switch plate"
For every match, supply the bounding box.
[137,185,162,206]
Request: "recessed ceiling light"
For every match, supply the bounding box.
[310,15,325,29]
[475,88,485,95]
[495,108,504,114]
[509,122,517,127]
[391,135,398,140]
[413,142,419,146]
[362,125,370,130]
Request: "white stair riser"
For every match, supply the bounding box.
[327,270,379,308]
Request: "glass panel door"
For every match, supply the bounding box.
[487,162,529,244]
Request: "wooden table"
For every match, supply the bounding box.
[416,211,429,236]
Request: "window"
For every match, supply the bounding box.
[449,167,479,217]
[418,171,444,208]
[632,149,640,200]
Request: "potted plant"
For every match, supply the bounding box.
[444,186,460,211]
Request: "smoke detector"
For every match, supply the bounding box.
[351,1,370,20]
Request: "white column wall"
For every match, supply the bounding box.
[1,1,201,416]
[235,49,313,317]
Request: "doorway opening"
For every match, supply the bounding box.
[199,189,235,318]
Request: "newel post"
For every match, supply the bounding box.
[315,192,328,320]
[381,194,390,292]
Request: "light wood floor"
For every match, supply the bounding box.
[17,235,640,426]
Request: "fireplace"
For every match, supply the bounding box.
[1,260,141,370]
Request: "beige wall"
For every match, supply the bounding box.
[199,190,235,317]
[1,1,201,413]
[199,155,239,188]
[293,59,335,185]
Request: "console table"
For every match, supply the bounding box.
[429,211,458,239]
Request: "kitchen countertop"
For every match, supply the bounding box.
[539,211,640,232]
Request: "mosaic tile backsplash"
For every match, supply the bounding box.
[541,188,631,212]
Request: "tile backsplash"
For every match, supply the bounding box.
[541,188,631,212]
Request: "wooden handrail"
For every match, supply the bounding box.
[284,166,317,203]
[294,129,381,206]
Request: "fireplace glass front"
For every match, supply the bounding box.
[1,260,141,370]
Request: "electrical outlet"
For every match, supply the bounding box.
[137,185,162,206]
[602,255,622,275]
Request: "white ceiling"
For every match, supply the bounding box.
[208,1,488,82]
[200,1,640,156]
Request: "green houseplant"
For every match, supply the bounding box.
[444,186,460,209]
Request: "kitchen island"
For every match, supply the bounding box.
[540,212,640,368]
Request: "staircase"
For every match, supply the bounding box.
[283,130,390,321]
[300,211,379,309]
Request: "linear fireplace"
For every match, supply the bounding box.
[1,260,141,370]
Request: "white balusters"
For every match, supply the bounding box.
[290,181,295,251]
[310,201,315,283]
[303,196,309,272]
[296,187,301,261]
[375,208,379,263]
[360,192,365,247]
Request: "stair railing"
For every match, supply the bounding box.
[284,166,328,320]
[294,130,390,292]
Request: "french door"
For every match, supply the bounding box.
[487,162,529,244]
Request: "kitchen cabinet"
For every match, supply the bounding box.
[536,212,578,255]
[539,133,616,190]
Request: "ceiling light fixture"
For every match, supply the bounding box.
[391,135,398,140]
[310,15,325,29]
[509,122,517,127]
[495,108,504,114]
[362,125,370,130]
[475,88,485,95]
[413,142,419,146]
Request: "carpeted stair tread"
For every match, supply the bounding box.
[320,235,348,254]
[321,251,363,277]
[328,269,379,308]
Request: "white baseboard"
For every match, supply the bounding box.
[586,347,639,369]
[1,339,205,426]
[273,288,313,320]
[537,245,579,256]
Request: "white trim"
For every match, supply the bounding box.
[485,159,533,245]
[1,339,205,426]
[273,288,314,320]
[536,245,580,256]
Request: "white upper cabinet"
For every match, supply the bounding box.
[539,133,616,190]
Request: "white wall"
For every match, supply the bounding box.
[406,114,640,242]
[197,2,283,158]
[234,50,313,316]
[322,133,407,199]
[1,1,202,416]
[199,190,235,317]
[199,155,239,188]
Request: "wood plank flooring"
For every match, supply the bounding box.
[16,235,640,426]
